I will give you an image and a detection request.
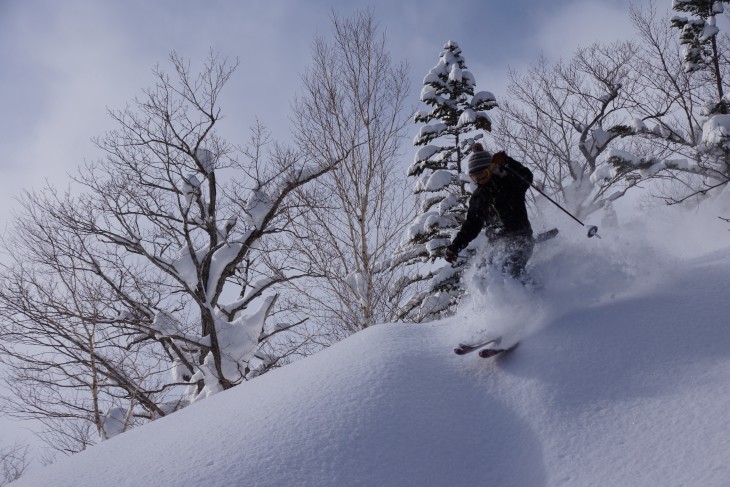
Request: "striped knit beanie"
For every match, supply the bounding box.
[467,144,493,175]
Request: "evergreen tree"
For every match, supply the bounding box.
[671,0,730,182]
[671,0,726,82]
[390,41,497,322]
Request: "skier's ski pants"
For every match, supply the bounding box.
[487,234,535,279]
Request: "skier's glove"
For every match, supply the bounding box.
[444,247,458,264]
[492,151,508,177]
[492,151,507,165]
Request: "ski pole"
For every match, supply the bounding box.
[503,165,600,239]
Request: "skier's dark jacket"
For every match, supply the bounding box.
[448,156,533,253]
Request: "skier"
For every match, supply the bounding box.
[444,143,534,280]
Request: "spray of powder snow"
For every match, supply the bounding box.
[454,262,545,346]
[447,189,730,346]
[452,238,666,346]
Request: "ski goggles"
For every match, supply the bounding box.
[469,161,499,183]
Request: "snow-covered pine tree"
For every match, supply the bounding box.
[671,0,730,181]
[390,41,497,322]
[671,0,727,78]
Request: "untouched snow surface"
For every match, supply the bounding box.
[11,198,730,487]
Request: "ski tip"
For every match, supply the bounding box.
[454,347,467,355]
[478,348,501,358]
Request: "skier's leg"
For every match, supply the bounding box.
[502,235,534,280]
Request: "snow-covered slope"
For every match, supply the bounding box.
[12,204,730,487]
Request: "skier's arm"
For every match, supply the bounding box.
[448,197,484,254]
[504,157,533,191]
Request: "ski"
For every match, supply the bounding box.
[454,337,502,355]
[478,342,519,358]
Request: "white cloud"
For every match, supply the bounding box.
[532,0,643,61]
[0,1,319,230]
[0,0,661,233]
[463,0,659,123]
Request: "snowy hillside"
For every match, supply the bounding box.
[11,201,730,487]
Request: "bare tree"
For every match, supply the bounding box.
[602,0,730,205]
[494,41,647,220]
[0,215,167,453]
[0,51,356,451]
[0,442,29,487]
[289,9,412,336]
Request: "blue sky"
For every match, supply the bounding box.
[0,0,649,231]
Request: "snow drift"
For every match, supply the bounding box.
[11,199,730,487]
